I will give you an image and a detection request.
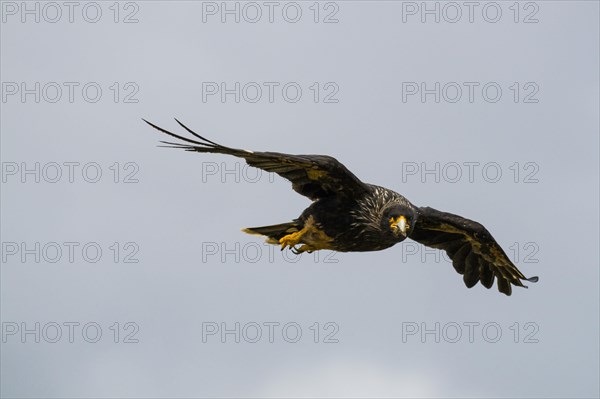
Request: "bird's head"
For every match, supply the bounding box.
[381,204,417,241]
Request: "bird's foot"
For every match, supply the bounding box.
[279,228,307,251]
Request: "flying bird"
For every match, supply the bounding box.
[144,119,538,296]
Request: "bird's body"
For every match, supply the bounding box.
[145,119,538,296]
[284,185,414,252]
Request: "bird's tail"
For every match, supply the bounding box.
[242,221,302,244]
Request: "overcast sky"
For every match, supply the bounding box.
[1,1,599,398]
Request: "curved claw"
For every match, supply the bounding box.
[290,244,316,255]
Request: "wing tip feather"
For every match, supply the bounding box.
[525,275,539,283]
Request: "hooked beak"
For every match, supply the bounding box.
[390,216,408,237]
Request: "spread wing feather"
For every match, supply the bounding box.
[410,206,538,296]
[144,119,370,200]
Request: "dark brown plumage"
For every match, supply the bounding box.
[145,119,538,296]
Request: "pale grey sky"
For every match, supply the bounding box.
[1,1,599,398]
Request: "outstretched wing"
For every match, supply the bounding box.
[144,119,370,200]
[410,206,538,296]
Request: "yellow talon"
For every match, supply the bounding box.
[275,216,334,253]
[279,228,307,250]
